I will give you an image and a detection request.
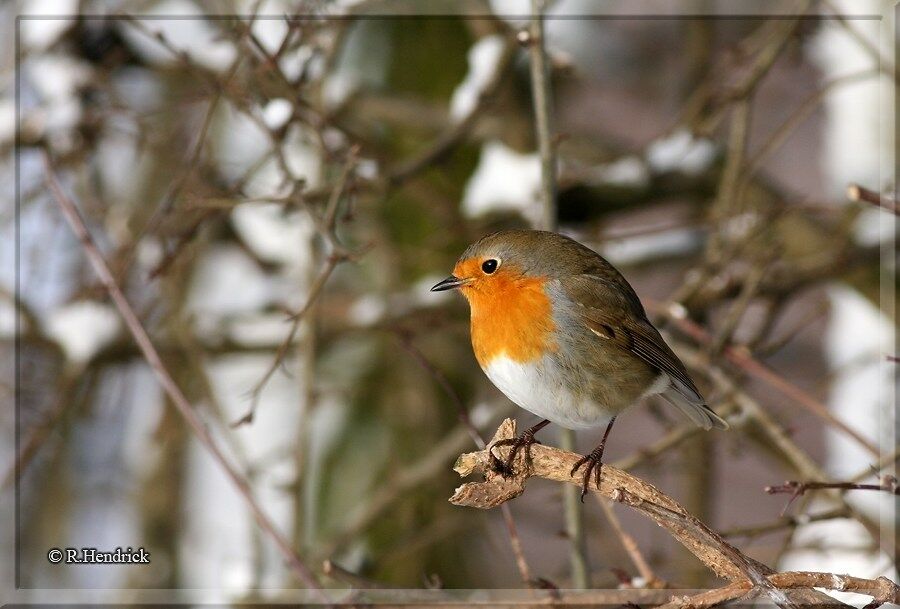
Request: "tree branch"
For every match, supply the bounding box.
[656,572,899,609]
[452,421,765,581]
[766,476,899,514]
[451,420,856,608]
[43,152,327,598]
[847,183,899,216]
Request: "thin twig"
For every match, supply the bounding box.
[655,301,881,457]
[394,333,535,587]
[850,447,900,482]
[597,498,663,588]
[765,476,899,514]
[655,572,899,609]
[678,346,887,552]
[235,150,360,427]
[721,506,851,539]
[525,0,557,231]
[43,152,326,598]
[847,183,899,216]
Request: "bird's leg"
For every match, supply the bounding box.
[570,416,617,502]
[489,419,551,477]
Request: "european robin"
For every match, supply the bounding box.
[432,230,727,499]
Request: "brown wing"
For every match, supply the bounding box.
[562,274,704,404]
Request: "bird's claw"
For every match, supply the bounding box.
[489,433,541,478]
[570,453,604,503]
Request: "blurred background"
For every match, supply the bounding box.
[1,0,897,604]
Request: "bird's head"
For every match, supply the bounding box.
[430,229,600,297]
[431,230,535,297]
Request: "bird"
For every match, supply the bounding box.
[431,229,727,500]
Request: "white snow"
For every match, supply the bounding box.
[321,20,391,109]
[213,101,272,184]
[120,0,237,72]
[779,513,893,607]
[585,155,650,188]
[119,368,164,478]
[356,158,379,180]
[645,129,717,176]
[94,130,143,204]
[278,43,315,82]
[449,35,505,121]
[462,140,541,221]
[807,3,886,198]
[780,2,899,589]
[21,0,78,50]
[136,237,164,271]
[187,245,275,318]
[599,228,699,266]
[282,124,323,187]
[44,301,121,364]
[348,294,386,326]
[249,8,289,55]
[26,53,92,112]
[262,98,293,130]
[230,203,315,266]
[225,313,293,347]
[823,286,893,480]
[0,99,13,148]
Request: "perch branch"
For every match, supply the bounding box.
[43,153,326,598]
[656,572,900,609]
[452,420,856,608]
[453,421,769,583]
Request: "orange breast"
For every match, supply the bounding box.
[458,266,557,367]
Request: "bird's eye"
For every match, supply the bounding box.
[481,259,499,274]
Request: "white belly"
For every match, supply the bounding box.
[482,355,615,429]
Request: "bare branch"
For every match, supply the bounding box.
[236,149,361,427]
[43,152,326,597]
[597,497,664,588]
[452,420,767,582]
[452,420,849,608]
[394,333,535,587]
[654,301,881,457]
[656,572,899,609]
[847,183,899,216]
[766,476,899,514]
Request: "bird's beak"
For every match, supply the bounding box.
[430,275,468,292]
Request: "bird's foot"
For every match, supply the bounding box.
[489,431,542,478]
[570,447,605,503]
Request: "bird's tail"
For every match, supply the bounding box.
[661,389,729,430]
